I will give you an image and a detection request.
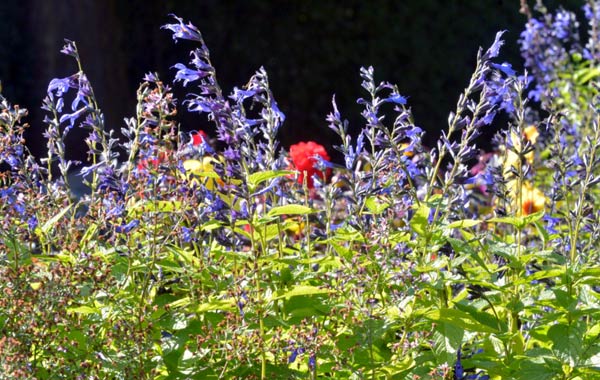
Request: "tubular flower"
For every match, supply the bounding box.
[289,141,331,188]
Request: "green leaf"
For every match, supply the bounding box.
[384,355,416,378]
[574,66,600,85]
[200,219,223,232]
[446,219,481,229]
[271,285,334,300]
[487,211,544,230]
[515,356,561,380]
[432,322,464,363]
[128,200,182,215]
[196,299,236,313]
[168,296,192,310]
[548,322,585,364]
[333,225,366,243]
[67,305,100,315]
[364,196,390,215]
[525,268,564,282]
[410,202,431,237]
[39,203,73,235]
[447,237,490,273]
[454,302,505,333]
[247,170,294,189]
[425,308,498,333]
[533,220,551,244]
[267,204,315,217]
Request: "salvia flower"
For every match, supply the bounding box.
[115,219,140,234]
[161,14,204,43]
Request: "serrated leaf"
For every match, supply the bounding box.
[267,204,315,217]
[548,322,584,363]
[364,196,390,215]
[433,322,464,361]
[487,211,544,230]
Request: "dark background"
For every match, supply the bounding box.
[0,0,583,164]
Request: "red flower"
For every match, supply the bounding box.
[289,141,331,188]
[191,130,208,146]
[137,150,168,171]
[137,158,160,171]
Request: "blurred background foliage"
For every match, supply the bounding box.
[0,0,583,163]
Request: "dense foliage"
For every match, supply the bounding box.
[1,2,600,379]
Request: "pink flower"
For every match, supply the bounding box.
[289,141,331,188]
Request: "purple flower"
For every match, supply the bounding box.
[484,30,506,59]
[115,219,140,234]
[181,227,193,243]
[553,9,578,41]
[454,348,464,379]
[383,92,407,105]
[59,106,88,128]
[47,75,77,98]
[172,63,207,86]
[143,72,159,82]
[490,62,515,76]
[27,215,38,231]
[71,73,92,111]
[543,215,561,235]
[308,354,316,370]
[288,348,299,364]
[60,39,79,59]
[519,9,580,102]
[162,14,203,43]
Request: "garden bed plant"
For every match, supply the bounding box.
[1,2,600,379]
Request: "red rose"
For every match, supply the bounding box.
[289,141,331,188]
[191,130,208,146]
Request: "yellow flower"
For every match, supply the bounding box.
[506,180,546,216]
[400,142,414,157]
[182,157,225,190]
[523,125,539,144]
[501,126,539,177]
[520,182,546,216]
